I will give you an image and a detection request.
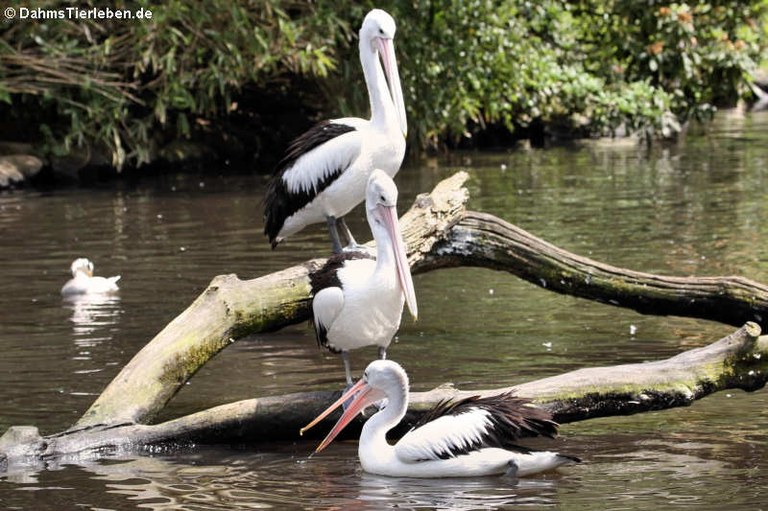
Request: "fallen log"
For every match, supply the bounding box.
[2,171,767,470]
[74,172,471,429]
[1,322,764,472]
[426,211,768,329]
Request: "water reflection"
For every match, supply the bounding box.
[357,472,564,510]
[52,447,573,510]
[63,293,122,340]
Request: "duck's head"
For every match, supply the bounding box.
[70,258,94,277]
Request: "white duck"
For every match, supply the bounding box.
[61,258,120,296]
[302,360,580,478]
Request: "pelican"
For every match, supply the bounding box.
[61,258,120,296]
[301,360,580,478]
[311,170,417,386]
[264,8,407,253]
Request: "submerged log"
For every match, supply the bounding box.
[2,171,768,469]
[1,323,765,471]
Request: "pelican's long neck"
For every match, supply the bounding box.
[358,382,408,458]
[360,40,395,128]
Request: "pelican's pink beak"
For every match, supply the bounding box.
[300,378,386,453]
[376,37,407,138]
[379,203,418,320]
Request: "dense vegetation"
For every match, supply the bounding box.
[0,1,765,169]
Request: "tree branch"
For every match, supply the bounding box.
[420,211,768,328]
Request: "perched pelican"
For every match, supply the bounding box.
[301,360,580,478]
[311,170,417,386]
[264,8,407,253]
[61,258,120,296]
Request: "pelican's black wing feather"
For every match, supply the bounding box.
[263,121,357,247]
[397,393,561,461]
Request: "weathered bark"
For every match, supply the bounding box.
[75,172,470,428]
[425,211,768,328]
[1,323,765,471]
[3,171,768,470]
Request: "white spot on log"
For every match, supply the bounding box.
[629,324,638,335]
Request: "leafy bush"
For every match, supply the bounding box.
[0,0,347,168]
[0,1,765,167]
[368,0,763,146]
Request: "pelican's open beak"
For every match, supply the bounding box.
[377,37,407,138]
[380,203,418,320]
[300,378,386,454]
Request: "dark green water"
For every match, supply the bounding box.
[0,110,766,509]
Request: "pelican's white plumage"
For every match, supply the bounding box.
[264,9,407,253]
[61,258,120,296]
[310,170,417,385]
[302,360,580,478]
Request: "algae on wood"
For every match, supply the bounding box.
[1,323,764,471]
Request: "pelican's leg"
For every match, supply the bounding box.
[337,216,356,246]
[378,346,387,360]
[337,217,367,253]
[341,351,356,411]
[341,351,354,388]
[326,215,345,254]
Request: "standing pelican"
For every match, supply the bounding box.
[311,170,417,386]
[301,360,580,478]
[61,258,120,296]
[264,9,407,253]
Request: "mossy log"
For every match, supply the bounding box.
[2,171,768,470]
[1,323,765,472]
[428,211,768,329]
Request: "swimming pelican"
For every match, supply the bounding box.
[310,170,417,386]
[301,360,580,478]
[263,8,407,253]
[61,258,120,296]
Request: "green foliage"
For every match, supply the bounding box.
[0,0,765,166]
[370,0,763,146]
[0,0,349,168]
[575,1,765,122]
